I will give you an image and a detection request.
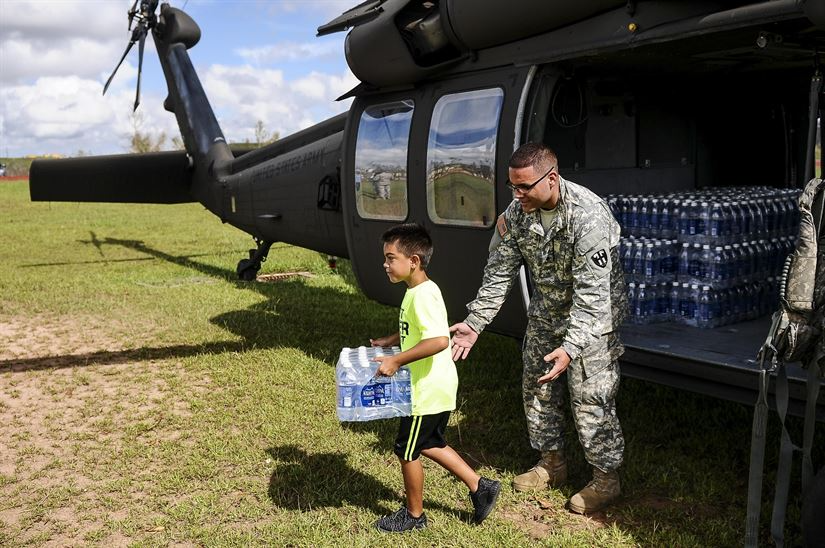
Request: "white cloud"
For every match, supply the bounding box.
[202,64,357,144]
[235,41,340,64]
[0,0,130,85]
[0,71,179,156]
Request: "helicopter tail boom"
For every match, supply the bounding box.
[29,151,193,204]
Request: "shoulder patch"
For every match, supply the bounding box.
[496,214,508,238]
[591,248,609,268]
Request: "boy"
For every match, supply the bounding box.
[369,223,500,533]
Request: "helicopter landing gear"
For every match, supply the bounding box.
[236,238,273,281]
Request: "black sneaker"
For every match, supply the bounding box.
[374,506,427,533]
[470,476,501,524]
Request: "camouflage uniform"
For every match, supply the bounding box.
[464,176,627,472]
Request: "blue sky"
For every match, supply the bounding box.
[0,0,357,157]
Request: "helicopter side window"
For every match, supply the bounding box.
[426,88,503,228]
[354,100,414,221]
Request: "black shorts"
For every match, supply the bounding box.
[394,411,450,461]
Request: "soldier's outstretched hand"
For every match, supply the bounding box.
[449,322,478,360]
[538,347,571,384]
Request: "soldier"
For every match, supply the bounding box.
[449,142,627,514]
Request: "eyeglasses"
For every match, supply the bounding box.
[506,166,555,194]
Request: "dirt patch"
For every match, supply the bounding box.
[0,313,211,546]
[0,314,156,364]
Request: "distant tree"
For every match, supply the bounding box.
[171,136,185,151]
[254,120,279,148]
[129,111,166,153]
[74,149,90,157]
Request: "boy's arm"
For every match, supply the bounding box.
[370,332,400,347]
[374,336,449,377]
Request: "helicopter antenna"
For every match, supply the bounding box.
[102,0,160,111]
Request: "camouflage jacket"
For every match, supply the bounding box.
[465,176,626,360]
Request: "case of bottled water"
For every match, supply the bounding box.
[336,346,412,422]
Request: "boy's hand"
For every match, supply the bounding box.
[449,322,478,360]
[374,355,401,377]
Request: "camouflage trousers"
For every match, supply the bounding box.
[521,327,625,471]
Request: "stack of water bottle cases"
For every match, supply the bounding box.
[606,186,801,328]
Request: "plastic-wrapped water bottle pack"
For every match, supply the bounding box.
[336,346,412,422]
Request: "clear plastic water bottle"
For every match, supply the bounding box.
[750,199,764,239]
[643,243,656,284]
[627,282,637,323]
[697,201,710,242]
[710,203,724,242]
[633,241,645,283]
[650,198,660,237]
[699,244,712,282]
[639,197,650,238]
[697,285,714,328]
[669,281,681,322]
[678,242,690,282]
[336,359,359,422]
[629,197,640,237]
[660,198,673,239]
[393,367,412,409]
[679,201,691,241]
[680,282,695,326]
[710,246,725,288]
[657,281,670,322]
[729,201,742,240]
[635,283,648,324]
[689,243,702,283]
[622,239,634,278]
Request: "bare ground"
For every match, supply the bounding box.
[0,314,206,546]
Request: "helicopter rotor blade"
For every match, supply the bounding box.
[102,38,136,96]
[126,0,139,30]
[133,31,146,111]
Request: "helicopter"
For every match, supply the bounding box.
[28,0,825,543]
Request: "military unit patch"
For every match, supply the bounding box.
[591,248,608,268]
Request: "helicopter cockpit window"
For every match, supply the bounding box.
[354,101,413,221]
[426,88,503,228]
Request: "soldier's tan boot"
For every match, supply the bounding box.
[513,451,567,492]
[568,468,620,514]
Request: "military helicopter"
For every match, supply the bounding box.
[29,0,825,542]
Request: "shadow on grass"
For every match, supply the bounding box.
[265,445,463,520]
[0,341,246,371]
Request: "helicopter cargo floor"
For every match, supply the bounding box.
[619,316,825,421]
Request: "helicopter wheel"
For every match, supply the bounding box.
[236,258,259,281]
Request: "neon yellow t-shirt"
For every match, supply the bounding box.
[399,279,458,415]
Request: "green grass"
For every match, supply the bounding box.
[0,179,822,546]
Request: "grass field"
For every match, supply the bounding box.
[1,179,822,547]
